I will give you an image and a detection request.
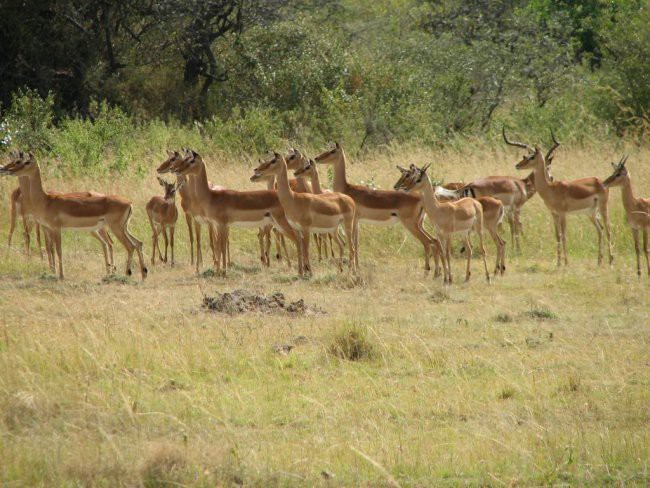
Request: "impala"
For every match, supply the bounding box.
[504,130,613,266]
[157,150,225,270]
[3,152,116,274]
[603,155,650,277]
[1,153,146,279]
[314,143,443,275]
[252,152,357,273]
[172,150,304,274]
[294,158,345,260]
[395,164,490,284]
[146,177,183,266]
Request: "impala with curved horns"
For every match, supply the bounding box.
[503,129,613,267]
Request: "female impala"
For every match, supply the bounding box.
[504,130,613,267]
[251,152,357,273]
[314,143,443,275]
[396,164,490,284]
[3,152,116,274]
[146,177,183,266]
[395,164,506,275]
[171,150,304,274]
[294,158,345,260]
[156,150,225,269]
[603,155,650,277]
[1,153,146,279]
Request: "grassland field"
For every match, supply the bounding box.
[0,143,648,487]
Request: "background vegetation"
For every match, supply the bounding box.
[1,0,649,169]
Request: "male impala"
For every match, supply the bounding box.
[171,150,304,274]
[252,152,357,273]
[146,177,182,266]
[1,153,146,279]
[395,164,490,284]
[157,150,224,269]
[3,152,116,274]
[603,155,650,277]
[314,143,443,275]
[504,130,613,266]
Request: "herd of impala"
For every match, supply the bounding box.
[2,129,649,283]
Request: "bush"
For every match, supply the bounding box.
[0,88,55,151]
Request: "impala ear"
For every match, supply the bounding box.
[396,165,408,173]
[421,163,431,173]
[273,151,281,158]
[166,149,174,157]
[157,176,166,187]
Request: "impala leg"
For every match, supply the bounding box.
[344,220,356,273]
[632,228,641,277]
[643,228,650,276]
[185,213,194,266]
[90,230,112,274]
[560,214,569,266]
[170,225,175,267]
[402,219,432,272]
[333,230,345,260]
[218,224,229,273]
[50,228,64,279]
[258,228,268,266]
[445,237,453,284]
[507,211,517,254]
[315,234,323,262]
[302,230,312,275]
[101,229,115,270]
[150,226,157,266]
[599,199,613,265]
[264,227,272,267]
[207,223,216,267]
[8,199,17,252]
[279,232,291,268]
[161,226,169,263]
[462,234,473,282]
[194,221,202,273]
[552,213,562,267]
[295,231,305,277]
[35,223,44,260]
[589,213,604,266]
[23,216,31,258]
[44,228,55,272]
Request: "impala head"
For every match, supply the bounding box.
[157,176,181,200]
[251,152,285,181]
[401,164,431,192]
[293,158,317,179]
[171,149,202,177]
[2,151,38,177]
[314,142,342,165]
[157,150,184,174]
[603,155,630,188]
[393,164,417,190]
[286,148,307,171]
[1,151,23,175]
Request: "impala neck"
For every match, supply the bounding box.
[331,150,348,193]
[192,159,212,201]
[620,176,637,213]
[265,176,276,191]
[532,155,553,200]
[418,176,442,214]
[274,159,296,210]
[26,164,47,212]
[17,175,31,197]
[309,169,323,194]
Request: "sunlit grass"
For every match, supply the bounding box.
[0,144,649,486]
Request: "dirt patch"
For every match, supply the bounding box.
[202,289,325,316]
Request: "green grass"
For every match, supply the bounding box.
[0,144,649,486]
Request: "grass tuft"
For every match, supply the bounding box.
[140,442,187,488]
[526,306,557,320]
[327,323,376,361]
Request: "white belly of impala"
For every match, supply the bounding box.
[359,216,400,227]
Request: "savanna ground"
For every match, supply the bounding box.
[0,144,648,487]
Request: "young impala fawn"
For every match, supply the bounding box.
[146,177,183,266]
[252,152,358,273]
[604,155,650,277]
[396,164,490,284]
[1,153,146,279]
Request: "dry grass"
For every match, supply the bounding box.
[0,143,649,486]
